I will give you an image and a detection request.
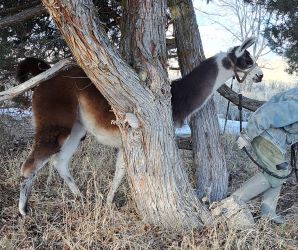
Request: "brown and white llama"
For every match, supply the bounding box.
[18,37,263,215]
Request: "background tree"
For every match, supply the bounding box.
[169,0,228,202]
[263,0,298,74]
[244,0,298,74]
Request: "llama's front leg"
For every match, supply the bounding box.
[106,149,125,205]
[54,160,82,197]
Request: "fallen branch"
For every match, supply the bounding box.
[0,58,75,102]
[166,38,176,50]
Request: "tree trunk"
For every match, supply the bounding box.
[169,0,228,202]
[190,100,228,201]
[42,0,211,229]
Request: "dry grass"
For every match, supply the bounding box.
[0,127,298,249]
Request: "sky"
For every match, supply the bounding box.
[192,0,298,85]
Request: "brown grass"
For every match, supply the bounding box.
[0,130,297,249]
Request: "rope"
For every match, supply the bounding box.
[291,143,298,180]
[238,93,243,132]
[223,77,235,134]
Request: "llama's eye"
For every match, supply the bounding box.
[246,58,253,65]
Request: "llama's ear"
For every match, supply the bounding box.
[235,37,256,57]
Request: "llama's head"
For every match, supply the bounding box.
[225,37,263,83]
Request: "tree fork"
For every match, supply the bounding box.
[42,0,211,229]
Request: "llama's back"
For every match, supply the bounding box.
[31,67,82,130]
[16,59,80,129]
[16,57,51,83]
[16,57,120,148]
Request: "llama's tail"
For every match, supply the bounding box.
[16,57,51,83]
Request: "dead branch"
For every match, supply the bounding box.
[166,38,176,50]
[176,137,192,150]
[169,66,180,71]
[0,58,75,102]
[0,5,47,29]
[168,53,178,59]
[217,84,265,111]
[0,1,40,16]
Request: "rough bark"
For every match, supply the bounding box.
[168,0,205,75]
[42,0,211,229]
[169,0,228,202]
[190,100,228,201]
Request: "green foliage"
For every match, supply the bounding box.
[261,0,298,74]
[0,0,121,107]
[0,0,121,84]
[0,1,68,82]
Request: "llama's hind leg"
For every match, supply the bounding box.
[19,127,70,216]
[53,122,86,196]
[106,149,125,205]
[19,158,51,216]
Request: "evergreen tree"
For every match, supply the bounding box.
[0,0,121,106]
[246,0,298,74]
[0,0,121,84]
[265,0,298,74]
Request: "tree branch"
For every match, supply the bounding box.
[217,84,264,111]
[0,1,40,16]
[176,137,192,150]
[0,58,74,102]
[166,38,176,50]
[0,4,47,29]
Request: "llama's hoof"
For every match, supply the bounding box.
[19,203,28,216]
[106,195,114,207]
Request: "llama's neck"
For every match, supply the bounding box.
[171,52,236,127]
[212,52,235,91]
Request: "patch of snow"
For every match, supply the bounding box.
[0,108,31,120]
[175,115,247,137]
